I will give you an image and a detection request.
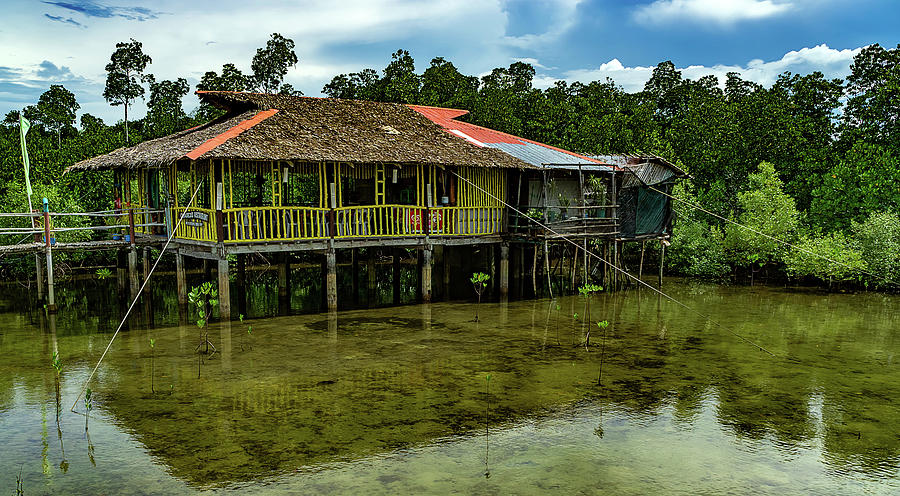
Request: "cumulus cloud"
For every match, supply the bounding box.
[540,44,862,91]
[633,0,793,26]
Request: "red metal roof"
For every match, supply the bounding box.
[407,104,609,165]
[185,109,279,160]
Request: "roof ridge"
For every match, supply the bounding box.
[185,109,279,160]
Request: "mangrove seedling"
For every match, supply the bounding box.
[149,338,156,393]
[239,314,253,352]
[84,388,93,432]
[596,320,610,380]
[51,351,62,421]
[95,268,112,280]
[188,282,219,378]
[470,272,490,322]
[579,284,602,347]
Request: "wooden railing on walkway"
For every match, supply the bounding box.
[224,206,330,243]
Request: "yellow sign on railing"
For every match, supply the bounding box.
[172,207,216,242]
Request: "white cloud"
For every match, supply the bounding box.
[538,44,862,91]
[502,0,585,49]
[633,0,793,26]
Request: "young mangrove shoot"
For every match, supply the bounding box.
[51,351,62,421]
[239,314,253,352]
[470,272,490,322]
[597,320,610,383]
[189,282,219,378]
[578,284,602,348]
[83,387,93,433]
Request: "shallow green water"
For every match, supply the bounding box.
[0,281,898,494]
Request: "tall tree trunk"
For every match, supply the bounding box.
[125,101,129,144]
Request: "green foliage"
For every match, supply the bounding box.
[470,272,490,292]
[103,38,152,143]
[851,211,900,288]
[783,232,866,284]
[578,283,602,297]
[95,268,112,280]
[188,282,219,328]
[251,33,298,94]
[145,76,190,137]
[50,351,62,376]
[724,162,799,268]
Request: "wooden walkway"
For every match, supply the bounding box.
[0,236,163,256]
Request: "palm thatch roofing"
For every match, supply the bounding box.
[66,91,534,172]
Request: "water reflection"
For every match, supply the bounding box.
[0,281,898,494]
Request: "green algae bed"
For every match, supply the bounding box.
[0,280,898,494]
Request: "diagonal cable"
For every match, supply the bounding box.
[71,182,204,413]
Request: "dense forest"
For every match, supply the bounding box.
[1,34,898,289]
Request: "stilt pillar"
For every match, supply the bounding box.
[351,248,360,306]
[218,257,231,320]
[392,248,401,305]
[658,239,665,289]
[499,243,509,300]
[367,249,377,306]
[421,244,433,303]
[236,254,247,317]
[442,245,451,300]
[142,247,151,281]
[128,247,139,299]
[35,254,44,303]
[45,246,57,313]
[325,248,338,311]
[175,250,187,307]
[117,249,127,293]
[277,254,289,299]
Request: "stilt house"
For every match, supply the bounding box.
[67,91,685,315]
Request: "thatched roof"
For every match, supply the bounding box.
[67,92,534,172]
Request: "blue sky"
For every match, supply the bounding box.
[1,0,898,124]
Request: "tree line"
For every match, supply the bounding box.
[1,34,898,288]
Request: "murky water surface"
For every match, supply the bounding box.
[1,280,898,494]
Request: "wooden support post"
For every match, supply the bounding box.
[351,248,360,306]
[128,248,139,299]
[442,245,451,300]
[176,250,187,307]
[277,254,289,299]
[367,249,377,306]
[499,242,509,300]
[326,248,338,311]
[532,244,538,297]
[393,248,401,305]
[35,254,44,303]
[236,254,246,317]
[218,257,231,320]
[421,244,433,303]
[658,239,665,289]
[142,247,150,282]
[544,240,553,298]
[42,199,56,313]
[639,241,646,281]
[116,249,127,293]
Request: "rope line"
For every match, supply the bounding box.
[452,171,777,357]
[649,185,899,288]
[70,183,204,413]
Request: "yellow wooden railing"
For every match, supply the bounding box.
[224,206,330,243]
[428,207,503,236]
[172,207,217,242]
[171,205,503,243]
[334,205,425,238]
